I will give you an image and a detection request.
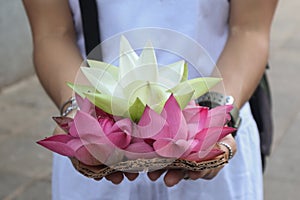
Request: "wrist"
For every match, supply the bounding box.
[196,91,241,135]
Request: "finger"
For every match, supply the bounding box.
[105,172,124,184]
[70,157,79,168]
[147,169,165,181]
[124,172,139,181]
[202,169,220,180]
[164,169,185,187]
[187,170,206,180]
[187,165,223,180]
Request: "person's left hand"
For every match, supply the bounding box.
[147,134,237,187]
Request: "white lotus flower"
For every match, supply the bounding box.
[70,36,220,122]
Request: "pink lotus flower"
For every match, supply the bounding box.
[38,97,131,166]
[122,95,235,161]
[38,95,235,166]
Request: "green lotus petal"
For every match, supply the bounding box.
[158,60,186,88]
[169,77,221,99]
[173,90,195,109]
[67,82,100,98]
[81,67,118,95]
[129,97,145,122]
[119,36,139,79]
[87,59,119,79]
[85,92,128,117]
[181,62,188,82]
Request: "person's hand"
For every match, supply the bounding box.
[52,125,139,184]
[69,156,139,184]
[147,134,237,187]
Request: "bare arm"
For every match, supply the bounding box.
[23,0,83,108]
[214,0,278,108]
[150,0,278,187]
[23,0,139,184]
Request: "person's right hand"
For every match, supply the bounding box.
[52,126,139,184]
[69,156,139,184]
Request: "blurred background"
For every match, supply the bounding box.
[0,0,299,199]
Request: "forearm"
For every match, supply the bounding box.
[213,30,269,108]
[212,0,277,109]
[33,34,83,108]
[23,0,82,109]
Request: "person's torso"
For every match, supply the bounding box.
[69,0,229,77]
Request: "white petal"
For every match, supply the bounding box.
[81,67,117,95]
[121,80,169,109]
[85,92,128,117]
[119,35,139,79]
[158,60,186,88]
[137,41,158,82]
[87,59,119,79]
[169,77,221,99]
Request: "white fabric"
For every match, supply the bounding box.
[53,0,263,199]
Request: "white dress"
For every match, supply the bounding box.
[52,0,263,199]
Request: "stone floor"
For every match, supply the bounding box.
[1,0,300,199]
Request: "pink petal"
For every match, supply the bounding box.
[66,138,83,151]
[79,133,112,146]
[74,136,123,165]
[75,93,84,108]
[205,105,233,128]
[201,149,225,161]
[183,106,208,139]
[112,118,132,135]
[160,95,188,140]
[185,149,224,162]
[74,144,104,166]
[73,110,104,138]
[126,141,154,153]
[193,127,235,151]
[77,97,96,116]
[95,106,113,119]
[134,106,169,139]
[107,119,132,148]
[37,134,75,157]
[106,131,131,149]
[211,104,233,115]
[125,142,157,160]
[69,121,79,137]
[153,138,191,158]
[98,118,114,133]
[187,100,197,106]
[217,127,236,141]
[179,139,198,158]
[182,106,207,123]
[77,133,125,165]
[144,138,155,146]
